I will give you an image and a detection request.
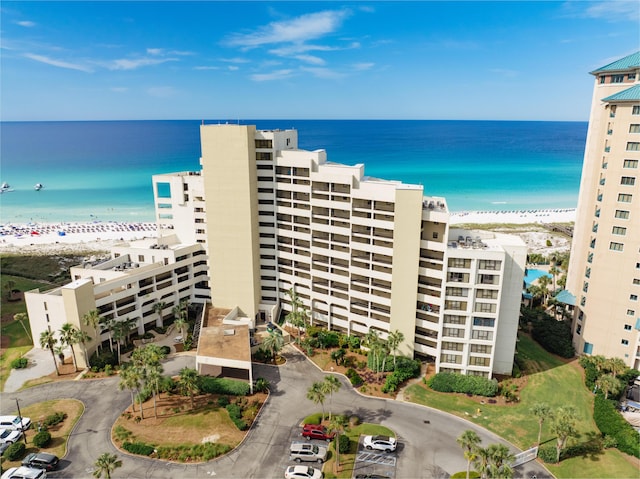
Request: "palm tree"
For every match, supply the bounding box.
[307,382,326,421]
[548,265,560,293]
[486,443,515,478]
[119,365,141,413]
[549,406,578,463]
[596,374,622,400]
[39,329,60,376]
[153,301,166,328]
[286,287,308,343]
[174,314,188,339]
[387,329,405,368]
[322,375,342,421]
[59,323,79,371]
[73,329,92,368]
[4,279,16,300]
[605,357,627,377]
[101,318,115,354]
[178,367,200,409]
[82,309,101,355]
[147,365,163,418]
[111,321,128,364]
[327,414,348,472]
[13,312,32,342]
[457,430,481,479]
[530,402,551,446]
[93,452,122,479]
[262,330,284,363]
[472,446,491,479]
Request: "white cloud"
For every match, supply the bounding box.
[147,48,164,56]
[225,10,350,48]
[194,65,220,70]
[294,54,325,65]
[251,69,294,81]
[220,57,251,64]
[352,62,374,71]
[107,57,177,71]
[228,65,239,71]
[584,0,639,21]
[23,53,93,72]
[300,66,345,79]
[16,20,36,27]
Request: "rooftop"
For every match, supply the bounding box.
[197,306,251,362]
[602,84,640,102]
[591,51,640,73]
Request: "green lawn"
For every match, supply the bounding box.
[404,334,639,479]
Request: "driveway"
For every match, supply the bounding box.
[1,346,551,478]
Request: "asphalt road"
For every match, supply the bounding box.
[0,347,551,478]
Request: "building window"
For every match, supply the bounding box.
[630,124,640,133]
[610,242,624,251]
[580,296,586,306]
[583,282,589,293]
[432,231,439,239]
[631,294,638,301]
[634,279,640,285]
[156,182,171,198]
[627,309,636,315]
[583,342,593,354]
[585,266,591,278]
[469,356,490,367]
[587,252,593,263]
[470,344,492,354]
[576,325,581,335]
[473,317,495,327]
[624,159,639,168]
[478,260,501,270]
[255,139,273,148]
[471,330,493,340]
[590,238,596,248]
[618,193,632,202]
[630,73,637,81]
[627,142,640,151]
[621,339,629,346]
[621,176,636,186]
[612,226,627,235]
[600,76,606,84]
[615,210,630,219]
[475,302,497,313]
[634,105,640,115]
[611,74,624,83]
[624,324,632,331]
[449,258,471,268]
[441,354,462,364]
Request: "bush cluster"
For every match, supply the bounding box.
[226,403,248,430]
[89,350,118,370]
[44,411,67,428]
[593,394,640,458]
[337,434,350,453]
[381,357,421,393]
[122,441,155,456]
[537,446,557,463]
[367,353,394,373]
[345,368,363,387]
[198,377,250,396]
[155,442,231,461]
[217,396,230,407]
[530,313,575,358]
[427,372,498,397]
[3,441,25,461]
[33,430,52,448]
[10,357,28,369]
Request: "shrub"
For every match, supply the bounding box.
[89,350,118,369]
[427,372,498,397]
[537,446,557,463]
[160,345,171,355]
[217,396,230,407]
[44,412,67,427]
[32,430,52,448]
[594,394,640,458]
[10,357,28,369]
[303,413,323,425]
[348,335,361,350]
[316,330,339,349]
[226,403,248,430]
[451,472,480,479]
[381,359,421,393]
[254,377,270,393]
[531,314,575,358]
[367,353,393,372]
[337,434,350,453]
[198,376,250,396]
[3,441,25,461]
[123,441,155,456]
[345,368,363,387]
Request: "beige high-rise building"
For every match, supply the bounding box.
[567,51,640,368]
[193,124,526,377]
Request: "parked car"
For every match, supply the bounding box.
[0,416,31,432]
[284,465,323,479]
[301,424,335,442]
[22,453,59,471]
[1,467,47,479]
[363,435,397,452]
[0,442,10,455]
[290,442,327,463]
[0,429,22,444]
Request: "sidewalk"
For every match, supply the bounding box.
[3,348,56,393]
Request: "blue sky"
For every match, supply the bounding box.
[1,1,638,121]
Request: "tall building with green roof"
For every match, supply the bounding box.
[567,51,640,368]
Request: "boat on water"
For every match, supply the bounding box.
[34,183,44,191]
[1,182,14,194]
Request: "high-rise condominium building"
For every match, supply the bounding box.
[567,51,640,368]
[151,124,526,377]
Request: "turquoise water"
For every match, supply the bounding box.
[0,120,587,223]
[524,269,553,286]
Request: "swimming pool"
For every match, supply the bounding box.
[524,268,552,286]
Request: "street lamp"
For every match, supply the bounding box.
[12,398,27,444]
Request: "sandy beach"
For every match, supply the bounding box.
[0,208,575,256]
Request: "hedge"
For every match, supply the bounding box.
[198,376,250,396]
[123,441,155,456]
[226,403,248,430]
[530,315,575,358]
[593,394,640,458]
[427,372,498,397]
[10,357,28,369]
[382,357,421,393]
[44,411,67,428]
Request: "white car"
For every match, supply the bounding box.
[284,465,323,479]
[0,429,22,445]
[363,435,397,452]
[1,467,47,479]
[0,416,31,432]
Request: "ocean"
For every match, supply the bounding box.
[0,120,587,224]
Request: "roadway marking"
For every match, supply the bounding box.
[356,452,396,466]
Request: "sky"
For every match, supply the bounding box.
[1,1,639,121]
